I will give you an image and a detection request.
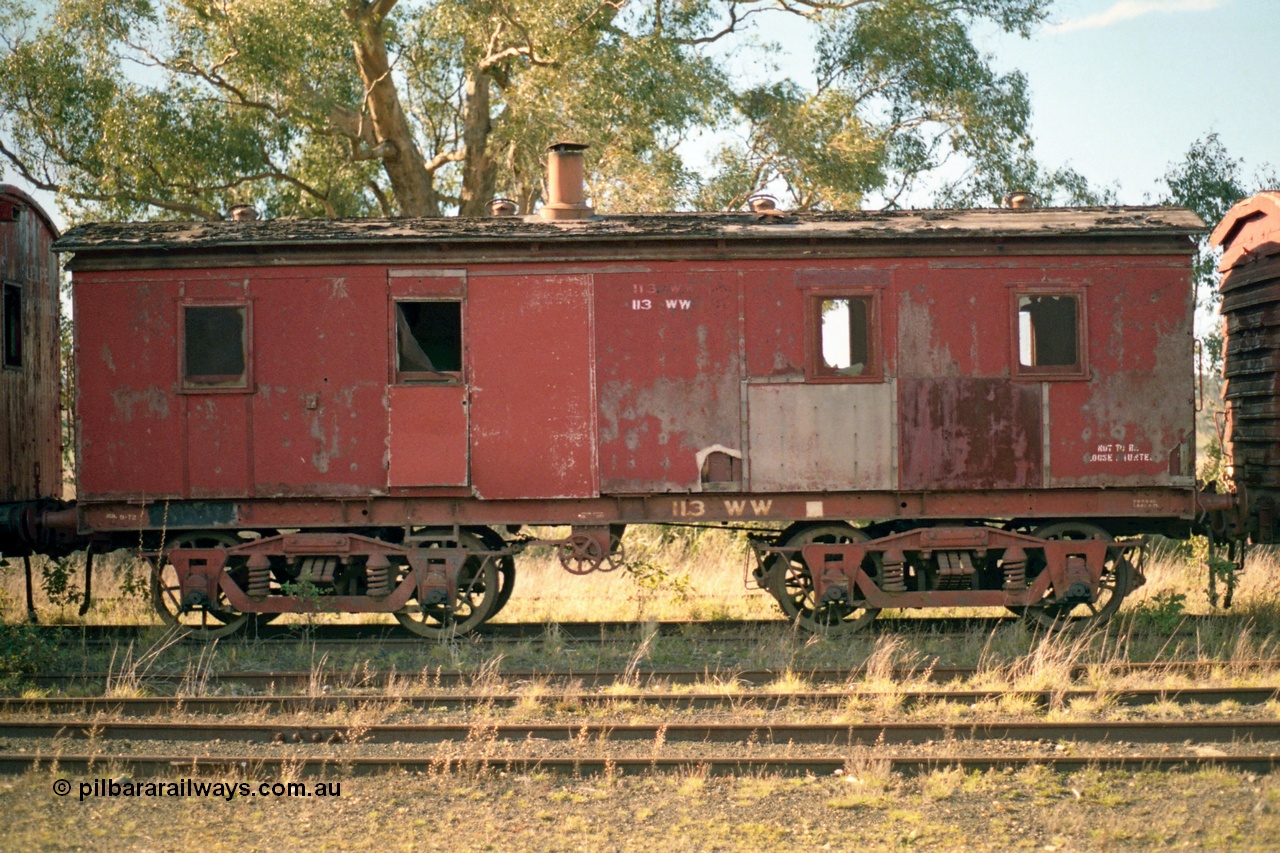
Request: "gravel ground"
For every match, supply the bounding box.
[2,763,1278,850]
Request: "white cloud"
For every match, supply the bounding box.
[1052,0,1230,33]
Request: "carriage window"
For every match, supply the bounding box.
[2,282,20,369]
[396,300,462,378]
[816,296,873,377]
[1018,294,1080,370]
[184,305,247,387]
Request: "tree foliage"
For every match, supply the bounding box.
[1160,133,1277,369]
[1,0,1071,221]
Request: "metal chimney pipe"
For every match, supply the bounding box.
[1003,191,1038,210]
[541,142,594,220]
[488,198,518,216]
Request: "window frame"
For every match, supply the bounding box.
[2,280,21,370]
[178,300,253,393]
[392,297,465,385]
[1010,287,1089,381]
[804,287,883,383]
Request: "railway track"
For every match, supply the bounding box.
[15,659,1280,692]
[6,753,1277,777]
[25,612,1237,647]
[6,718,1280,746]
[24,617,1025,645]
[2,685,1275,715]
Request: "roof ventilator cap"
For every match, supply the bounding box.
[1002,191,1038,210]
[488,197,519,216]
[747,193,779,213]
[540,142,594,221]
[229,204,261,221]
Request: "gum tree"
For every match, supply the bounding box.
[1,0,1061,220]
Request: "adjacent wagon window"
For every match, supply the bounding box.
[183,305,248,388]
[1015,292,1086,378]
[396,300,462,379]
[2,282,20,369]
[815,295,875,378]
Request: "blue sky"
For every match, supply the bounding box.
[3,0,1275,224]
[982,0,1277,201]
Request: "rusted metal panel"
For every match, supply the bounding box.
[897,268,1006,378]
[899,378,1042,490]
[468,274,596,499]
[74,273,185,499]
[387,385,468,487]
[1046,259,1194,487]
[744,267,805,380]
[1,185,61,502]
[248,270,387,497]
[594,271,741,493]
[185,395,252,497]
[747,382,896,492]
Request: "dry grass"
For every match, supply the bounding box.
[0,763,1244,850]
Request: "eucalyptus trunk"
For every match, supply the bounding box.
[347,0,440,217]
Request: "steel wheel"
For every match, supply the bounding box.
[395,530,500,638]
[1022,522,1134,629]
[767,522,880,635]
[150,531,249,639]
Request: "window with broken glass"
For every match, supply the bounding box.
[395,300,463,380]
[1016,293,1085,377]
[813,295,876,379]
[183,304,248,389]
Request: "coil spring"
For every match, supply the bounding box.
[881,558,906,593]
[247,560,270,599]
[1002,559,1027,591]
[365,558,391,598]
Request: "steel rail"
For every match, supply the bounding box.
[27,617,1025,644]
[2,686,1276,715]
[4,752,1277,777]
[16,660,1280,692]
[5,719,1280,746]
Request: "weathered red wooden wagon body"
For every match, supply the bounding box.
[48,186,1206,635]
[0,185,62,507]
[60,208,1202,526]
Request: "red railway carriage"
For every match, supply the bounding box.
[49,197,1206,636]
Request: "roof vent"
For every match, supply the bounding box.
[229,204,260,221]
[747,193,779,213]
[540,142,594,221]
[488,197,519,216]
[1002,192,1038,210]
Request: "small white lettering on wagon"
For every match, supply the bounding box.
[1089,441,1152,464]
